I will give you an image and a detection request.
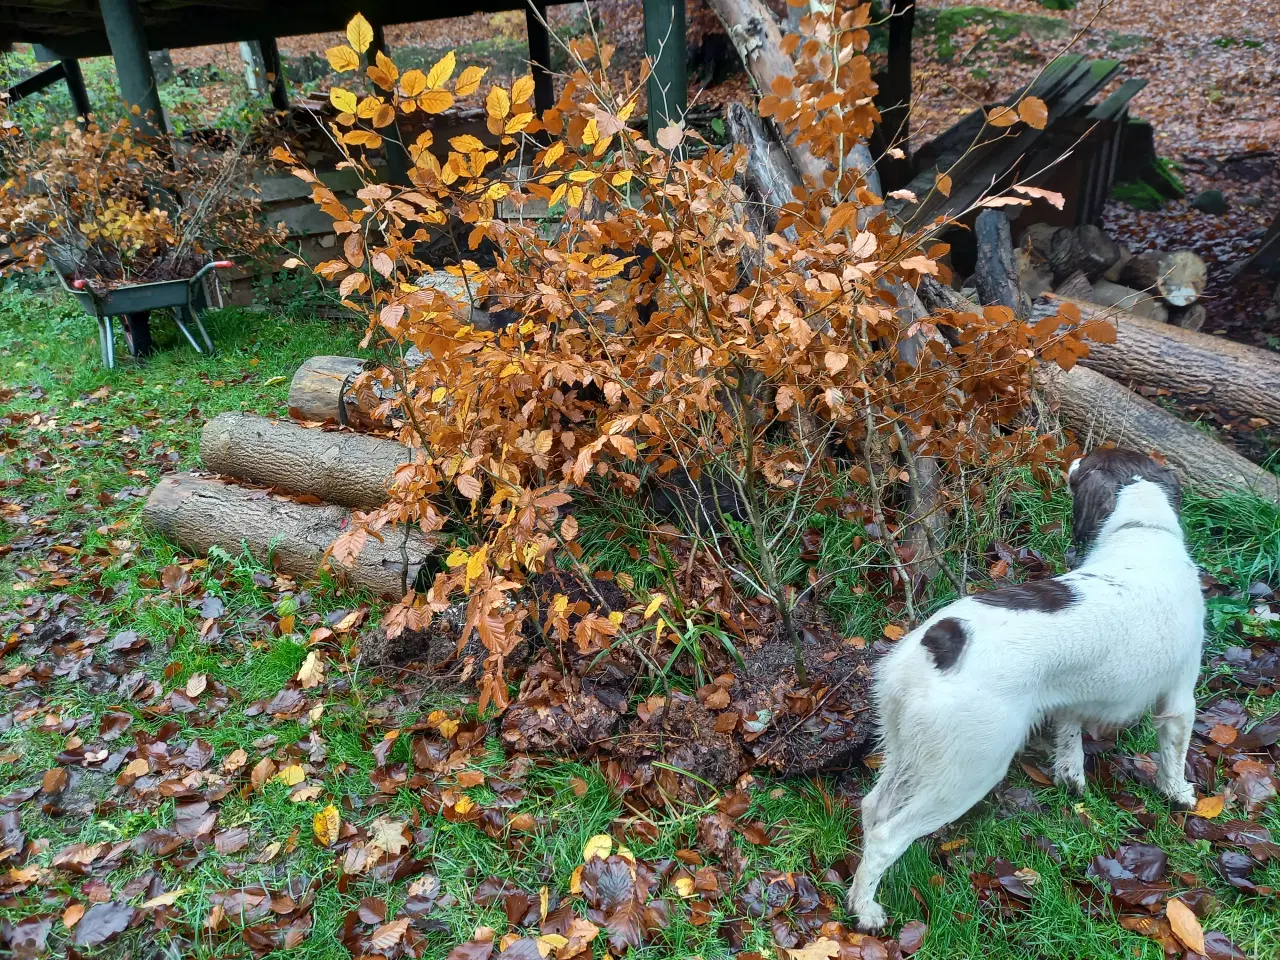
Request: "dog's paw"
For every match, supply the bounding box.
[855,901,889,932]
[1054,772,1087,797]
[1160,780,1197,810]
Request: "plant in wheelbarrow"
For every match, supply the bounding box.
[0,110,284,365]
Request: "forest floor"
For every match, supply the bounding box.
[1,288,1277,959]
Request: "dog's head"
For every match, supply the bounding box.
[1066,448,1182,565]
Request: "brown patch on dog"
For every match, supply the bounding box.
[1069,448,1181,561]
[921,617,968,670]
[974,579,1079,613]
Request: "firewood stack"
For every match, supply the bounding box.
[1017,222,1209,331]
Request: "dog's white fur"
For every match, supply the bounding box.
[847,464,1204,930]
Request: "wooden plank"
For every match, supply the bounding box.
[253,167,364,203]
[5,61,64,101]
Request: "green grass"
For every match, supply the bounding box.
[2,282,1278,959]
[916,6,1073,61]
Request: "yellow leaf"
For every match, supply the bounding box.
[455,65,487,97]
[330,87,358,114]
[438,718,459,737]
[1166,899,1206,956]
[466,545,488,582]
[1018,96,1049,130]
[343,130,383,148]
[787,939,841,960]
[372,104,396,128]
[141,887,187,909]
[445,548,469,568]
[450,134,486,153]
[314,804,341,846]
[549,183,566,206]
[275,763,306,786]
[674,876,695,898]
[453,795,475,814]
[346,13,373,54]
[504,112,532,134]
[374,50,398,84]
[417,90,454,114]
[486,182,511,200]
[426,50,456,89]
[356,95,381,119]
[582,834,612,861]
[567,169,597,183]
[431,386,447,403]
[1194,794,1224,818]
[611,170,634,187]
[325,45,360,73]
[511,74,535,104]
[400,69,427,98]
[644,594,666,619]
[541,142,564,167]
[567,185,583,208]
[986,105,1019,127]
[487,86,511,120]
[569,864,584,894]
[296,651,325,689]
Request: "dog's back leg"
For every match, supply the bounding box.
[847,720,1024,931]
[1155,686,1197,808]
[1051,719,1086,795]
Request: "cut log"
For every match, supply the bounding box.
[1119,250,1207,306]
[288,356,379,428]
[142,474,437,598]
[1048,298,1280,423]
[1020,222,1057,261]
[1169,302,1207,332]
[1090,279,1170,324]
[1076,224,1121,279]
[1048,226,1085,283]
[1154,250,1207,307]
[1054,270,1094,302]
[1103,242,1132,283]
[200,412,413,510]
[973,209,1025,318]
[1036,364,1280,502]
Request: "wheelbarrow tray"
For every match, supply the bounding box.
[62,274,209,315]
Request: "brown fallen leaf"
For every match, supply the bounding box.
[1167,898,1206,955]
[1194,795,1225,819]
[787,938,841,959]
[41,767,68,794]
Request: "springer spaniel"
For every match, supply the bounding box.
[848,448,1204,930]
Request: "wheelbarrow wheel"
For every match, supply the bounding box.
[122,312,153,358]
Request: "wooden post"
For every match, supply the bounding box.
[369,22,410,184]
[524,0,555,116]
[259,36,289,111]
[98,0,166,135]
[62,60,92,123]
[643,0,687,140]
[875,0,914,190]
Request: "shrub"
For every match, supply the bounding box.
[275,6,1105,712]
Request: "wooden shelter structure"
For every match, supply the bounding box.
[1,0,689,138]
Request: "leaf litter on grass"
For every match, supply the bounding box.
[3,294,1279,959]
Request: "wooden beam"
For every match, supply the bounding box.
[259,35,289,111]
[5,61,65,102]
[368,22,409,184]
[62,58,91,122]
[98,0,166,135]
[642,0,687,141]
[524,0,554,116]
[874,0,914,190]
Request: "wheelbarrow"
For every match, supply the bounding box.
[56,260,234,368]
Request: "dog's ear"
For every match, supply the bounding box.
[1145,460,1182,515]
[1069,464,1117,560]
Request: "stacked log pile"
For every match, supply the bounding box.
[1017,221,1209,330]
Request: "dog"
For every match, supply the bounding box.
[847,448,1204,930]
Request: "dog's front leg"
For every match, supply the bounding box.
[1155,691,1197,808]
[1051,719,1086,795]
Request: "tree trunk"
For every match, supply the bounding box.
[707,0,826,185]
[1089,279,1169,324]
[201,412,413,510]
[142,474,438,598]
[973,209,1025,318]
[1036,365,1280,502]
[1050,298,1280,422]
[288,355,383,429]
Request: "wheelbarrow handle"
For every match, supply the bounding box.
[73,278,88,290]
[188,259,235,286]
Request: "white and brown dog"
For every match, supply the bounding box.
[848,448,1204,930]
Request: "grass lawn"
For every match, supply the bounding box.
[1,284,1277,959]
